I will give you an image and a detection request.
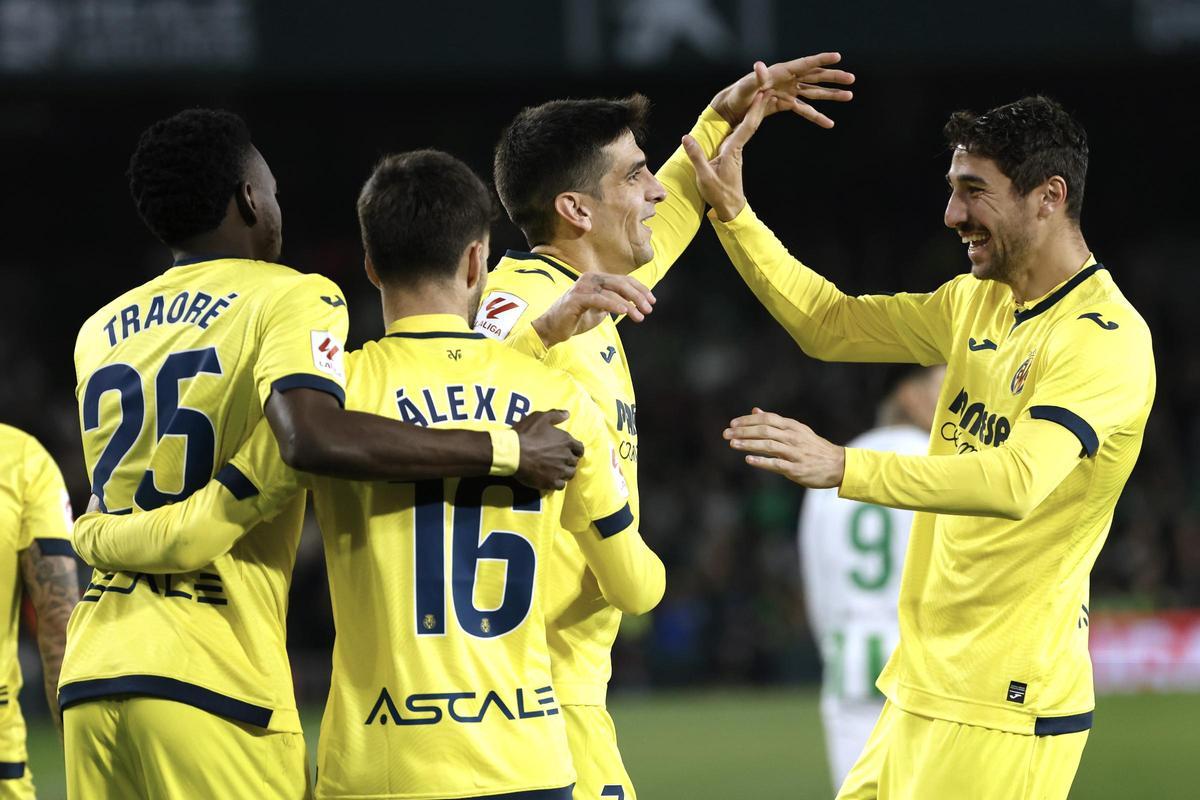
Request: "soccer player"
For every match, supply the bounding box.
[0,425,79,799]
[797,365,943,788]
[72,149,666,800]
[690,96,1155,798]
[481,55,854,799]
[63,111,583,798]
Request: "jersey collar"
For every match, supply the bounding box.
[171,253,239,267]
[1011,254,1102,329]
[503,250,580,282]
[384,314,485,340]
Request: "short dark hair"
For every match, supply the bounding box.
[943,96,1088,220]
[357,149,496,285]
[494,94,651,245]
[128,108,253,246]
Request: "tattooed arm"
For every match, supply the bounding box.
[19,541,80,736]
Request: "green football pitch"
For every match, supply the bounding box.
[24,688,1199,798]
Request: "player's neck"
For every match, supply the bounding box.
[531,241,626,276]
[1005,227,1090,305]
[171,231,260,264]
[379,282,469,329]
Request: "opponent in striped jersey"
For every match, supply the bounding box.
[698,97,1154,798]
[0,425,79,799]
[64,111,581,799]
[797,366,942,788]
[73,150,664,800]
[481,55,855,800]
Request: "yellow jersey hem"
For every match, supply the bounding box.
[888,681,1094,736]
[317,780,575,799]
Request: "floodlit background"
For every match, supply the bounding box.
[3,1,1199,797]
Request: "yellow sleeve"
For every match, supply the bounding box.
[503,321,550,362]
[628,106,731,292]
[254,273,350,408]
[710,204,956,364]
[19,435,74,556]
[73,419,306,574]
[1020,302,1155,456]
[559,386,665,615]
[839,419,1082,520]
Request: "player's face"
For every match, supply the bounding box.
[944,148,1035,284]
[587,131,667,273]
[245,146,283,262]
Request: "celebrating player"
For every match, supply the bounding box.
[797,365,943,788]
[690,95,1155,798]
[480,54,854,799]
[0,425,79,799]
[73,149,666,800]
[62,111,582,798]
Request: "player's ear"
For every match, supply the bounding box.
[553,192,592,234]
[363,254,382,290]
[1037,176,1068,220]
[235,182,258,227]
[465,240,486,290]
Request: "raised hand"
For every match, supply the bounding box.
[531,272,656,348]
[724,408,846,488]
[682,92,768,221]
[711,52,855,128]
[512,410,585,491]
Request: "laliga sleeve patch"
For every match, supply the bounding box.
[310,331,346,381]
[610,446,630,499]
[475,291,529,340]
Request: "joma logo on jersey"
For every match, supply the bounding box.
[396,385,532,427]
[363,686,559,726]
[944,387,1012,449]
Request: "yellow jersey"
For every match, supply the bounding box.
[474,107,730,706]
[72,313,664,799]
[62,256,349,732]
[0,425,73,770]
[712,205,1155,735]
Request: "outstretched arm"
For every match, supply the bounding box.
[19,543,79,737]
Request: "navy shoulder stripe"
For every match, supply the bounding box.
[1029,405,1099,457]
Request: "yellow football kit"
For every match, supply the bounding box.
[73,314,666,800]
[0,425,74,800]
[712,206,1154,796]
[63,256,350,796]
[475,107,729,799]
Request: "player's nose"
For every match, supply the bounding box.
[646,173,667,204]
[944,194,967,229]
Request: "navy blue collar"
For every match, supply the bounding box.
[385,331,486,340]
[504,250,579,282]
[172,253,239,267]
[1012,263,1104,328]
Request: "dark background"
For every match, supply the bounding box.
[3,0,1198,702]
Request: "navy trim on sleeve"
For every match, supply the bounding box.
[216,464,260,501]
[1029,405,1099,457]
[59,676,273,728]
[270,373,346,408]
[1012,264,1103,328]
[594,504,635,539]
[1034,710,1093,736]
[385,331,487,340]
[0,763,24,779]
[34,538,75,558]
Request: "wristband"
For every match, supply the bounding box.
[488,428,521,476]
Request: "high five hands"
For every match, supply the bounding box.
[725,408,846,489]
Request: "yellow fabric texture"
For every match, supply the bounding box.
[74,314,663,799]
[562,705,637,800]
[0,425,72,770]
[836,701,1087,800]
[64,697,311,800]
[478,106,729,708]
[712,205,1156,734]
[65,258,350,734]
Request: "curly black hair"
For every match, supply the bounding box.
[357,149,496,286]
[944,96,1088,220]
[494,94,650,245]
[128,109,253,246]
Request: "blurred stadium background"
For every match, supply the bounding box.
[3,0,1199,797]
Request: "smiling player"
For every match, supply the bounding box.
[689,95,1155,799]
